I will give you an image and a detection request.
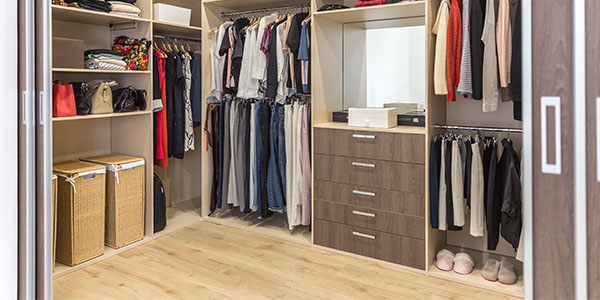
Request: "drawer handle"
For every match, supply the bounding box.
[352,210,376,218]
[352,134,376,139]
[352,162,376,168]
[352,190,376,197]
[352,231,376,240]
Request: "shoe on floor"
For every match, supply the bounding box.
[498,260,517,285]
[481,259,500,281]
[453,253,474,275]
[435,249,455,271]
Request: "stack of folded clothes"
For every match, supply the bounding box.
[65,0,112,13]
[354,0,416,7]
[84,49,127,70]
[108,1,141,17]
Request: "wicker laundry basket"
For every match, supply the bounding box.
[53,161,106,267]
[52,174,57,272]
[82,155,145,249]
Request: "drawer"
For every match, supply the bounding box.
[314,154,425,194]
[315,128,395,161]
[314,181,424,217]
[314,219,425,269]
[393,132,426,164]
[315,200,425,239]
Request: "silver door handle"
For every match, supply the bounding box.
[352,210,376,218]
[352,162,376,168]
[541,96,562,175]
[22,91,30,125]
[352,231,376,240]
[39,91,46,126]
[597,98,600,182]
[352,134,376,139]
[352,190,376,197]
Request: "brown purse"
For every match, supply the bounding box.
[88,80,118,114]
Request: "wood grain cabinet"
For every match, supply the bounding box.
[313,127,427,270]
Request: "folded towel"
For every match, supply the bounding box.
[108,1,141,15]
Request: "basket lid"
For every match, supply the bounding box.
[53,160,106,175]
[82,154,144,166]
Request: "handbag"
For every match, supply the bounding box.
[134,89,147,111]
[153,173,167,233]
[52,81,77,117]
[112,87,137,113]
[111,36,152,70]
[87,80,118,114]
[70,82,91,115]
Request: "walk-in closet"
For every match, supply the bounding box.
[11,0,598,299]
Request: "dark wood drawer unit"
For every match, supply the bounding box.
[314,180,424,217]
[314,219,425,270]
[314,128,426,164]
[314,154,425,194]
[315,200,425,239]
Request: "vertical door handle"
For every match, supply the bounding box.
[39,91,46,126]
[22,91,30,125]
[541,96,562,175]
[597,98,600,182]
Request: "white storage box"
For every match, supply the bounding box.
[348,107,397,129]
[153,3,191,26]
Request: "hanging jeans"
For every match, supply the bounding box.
[470,141,485,237]
[267,103,286,212]
[249,102,257,212]
[429,139,441,229]
[255,102,273,219]
[483,140,500,250]
[218,99,231,208]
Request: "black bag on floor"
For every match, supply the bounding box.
[154,173,167,233]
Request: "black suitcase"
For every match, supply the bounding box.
[153,173,167,233]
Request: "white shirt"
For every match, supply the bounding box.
[276,23,289,102]
[251,14,277,81]
[210,22,233,100]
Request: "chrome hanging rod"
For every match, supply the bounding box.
[153,34,201,43]
[220,3,311,20]
[434,124,523,133]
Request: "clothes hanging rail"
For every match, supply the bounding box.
[434,124,523,133]
[220,3,311,20]
[153,34,201,43]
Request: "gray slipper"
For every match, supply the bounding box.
[498,261,517,285]
[481,259,500,281]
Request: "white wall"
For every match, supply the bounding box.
[0,0,19,298]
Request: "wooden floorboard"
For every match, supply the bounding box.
[53,221,519,300]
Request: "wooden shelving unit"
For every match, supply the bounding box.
[52,5,151,25]
[313,1,426,24]
[52,110,152,122]
[52,68,151,74]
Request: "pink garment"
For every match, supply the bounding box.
[301,105,311,225]
[225,27,234,88]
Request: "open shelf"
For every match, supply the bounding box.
[203,0,309,10]
[428,264,524,298]
[53,236,154,278]
[313,1,425,24]
[206,210,312,246]
[153,21,202,39]
[52,68,151,74]
[52,5,151,26]
[52,110,152,122]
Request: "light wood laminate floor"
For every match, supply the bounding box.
[53,221,520,300]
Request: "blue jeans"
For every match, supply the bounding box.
[254,102,268,218]
[266,104,286,212]
[216,100,227,209]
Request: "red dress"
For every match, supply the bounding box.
[154,48,169,167]
[446,0,462,102]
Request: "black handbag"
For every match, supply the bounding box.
[153,173,167,233]
[70,81,91,115]
[112,86,138,113]
[134,89,147,111]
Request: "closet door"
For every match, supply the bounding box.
[531,0,575,298]
[34,0,53,298]
[586,0,600,298]
[18,0,37,298]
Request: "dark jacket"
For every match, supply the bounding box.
[498,138,522,249]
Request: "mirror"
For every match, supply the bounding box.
[343,22,426,111]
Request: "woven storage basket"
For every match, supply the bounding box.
[54,161,106,267]
[52,174,57,272]
[82,155,145,249]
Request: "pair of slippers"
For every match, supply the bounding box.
[481,259,517,285]
[435,249,474,275]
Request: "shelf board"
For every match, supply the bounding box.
[52,5,151,26]
[203,0,309,10]
[428,264,524,298]
[313,1,426,24]
[153,21,202,39]
[53,236,154,278]
[52,110,152,122]
[52,68,151,74]
[314,122,427,135]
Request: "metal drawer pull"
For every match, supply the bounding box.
[352,162,376,168]
[352,231,376,240]
[352,134,376,139]
[352,190,376,197]
[352,210,376,218]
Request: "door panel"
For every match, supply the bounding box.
[532,0,575,298]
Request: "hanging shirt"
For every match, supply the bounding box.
[190,52,202,127]
[497,0,512,88]
[298,20,311,94]
[183,53,194,152]
[276,22,290,102]
[252,14,277,82]
[482,0,500,112]
[286,13,309,91]
[457,0,473,95]
[446,0,462,102]
[172,53,185,159]
[470,0,486,100]
[210,22,233,100]
[237,28,254,99]
[432,0,450,95]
